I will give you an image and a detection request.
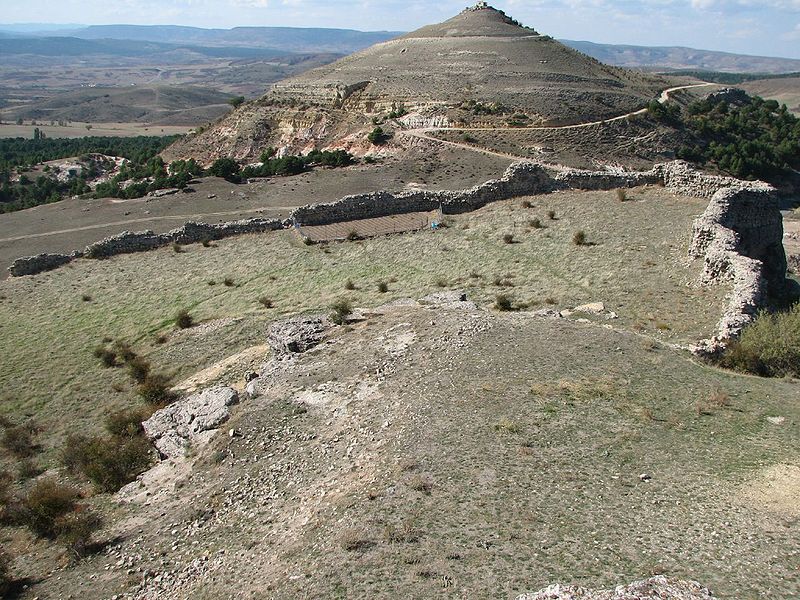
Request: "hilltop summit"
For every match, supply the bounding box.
[403,3,538,38]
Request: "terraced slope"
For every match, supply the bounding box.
[272,6,660,119]
[167,5,666,162]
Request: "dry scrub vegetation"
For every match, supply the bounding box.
[0,187,725,456]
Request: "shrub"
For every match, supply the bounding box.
[0,548,12,595]
[340,528,373,551]
[330,298,352,325]
[175,309,194,329]
[62,434,152,493]
[112,340,137,363]
[709,387,731,408]
[94,345,117,368]
[126,356,151,384]
[55,506,103,558]
[17,459,42,481]
[495,294,514,312]
[81,294,92,302]
[367,127,390,145]
[494,417,521,433]
[20,478,79,538]
[137,373,177,405]
[207,158,241,183]
[572,230,587,246]
[616,189,628,202]
[547,210,556,220]
[529,218,542,229]
[172,242,184,253]
[719,304,800,377]
[408,474,433,495]
[223,277,235,287]
[522,200,533,208]
[344,279,356,291]
[1,425,36,458]
[502,233,515,244]
[201,238,213,248]
[258,296,274,309]
[377,281,389,293]
[105,408,148,438]
[346,230,360,241]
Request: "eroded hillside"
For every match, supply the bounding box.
[165,5,665,163]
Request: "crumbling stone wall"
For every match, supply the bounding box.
[9,218,284,276]
[82,218,285,259]
[290,162,553,226]
[9,161,790,346]
[688,186,793,352]
[8,252,80,277]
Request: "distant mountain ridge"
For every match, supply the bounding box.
[0,36,291,60]
[0,24,402,54]
[1,23,799,73]
[561,40,800,75]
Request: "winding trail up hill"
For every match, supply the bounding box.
[166,4,665,163]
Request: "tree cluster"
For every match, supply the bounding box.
[646,94,800,181]
[675,96,800,180]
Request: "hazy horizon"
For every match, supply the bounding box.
[1,1,800,60]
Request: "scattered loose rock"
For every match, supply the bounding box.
[516,576,716,600]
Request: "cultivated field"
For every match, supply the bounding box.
[740,77,800,114]
[0,121,194,140]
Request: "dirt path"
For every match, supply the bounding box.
[401,83,716,160]
[0,206,296,243]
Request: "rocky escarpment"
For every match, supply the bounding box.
[517,576,716,600]
[689,185,795,352]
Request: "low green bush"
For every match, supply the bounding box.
[105,408,150,438]
[719,304,800,377]
[137,373,177,405]
[19,478,79,538]
[330,298,352,325]
[62,434,152,493]
[175,309,194,329]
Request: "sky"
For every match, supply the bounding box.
[2,0,800,59]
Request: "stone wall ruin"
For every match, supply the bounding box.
[8,160,792,350]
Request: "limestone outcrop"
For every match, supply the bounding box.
[142,387,240,459]
[516,576,716,600]
[267,315,333,356]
